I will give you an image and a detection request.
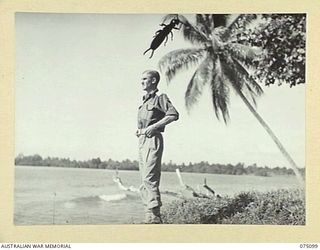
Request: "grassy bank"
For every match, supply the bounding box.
[161,189,305,225]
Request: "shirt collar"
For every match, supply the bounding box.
[143,88,158,102]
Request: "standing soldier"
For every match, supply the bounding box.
[136,70,179,224]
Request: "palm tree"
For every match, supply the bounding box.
[158,14,304,187]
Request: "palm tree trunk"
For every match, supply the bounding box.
[234,87,305,188]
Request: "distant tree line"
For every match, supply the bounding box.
[14,154,304,177]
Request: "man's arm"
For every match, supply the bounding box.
[144,115,178,137]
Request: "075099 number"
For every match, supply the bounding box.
[300,244,319,248]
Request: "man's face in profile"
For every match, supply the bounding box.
[141,72,156,92]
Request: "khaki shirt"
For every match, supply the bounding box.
[138,90,179,132]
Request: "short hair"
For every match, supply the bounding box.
[143,70,160,85]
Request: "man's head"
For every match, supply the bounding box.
[141,70,160,92]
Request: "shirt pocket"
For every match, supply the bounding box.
[146,103,156,111]
[146,103,165,121]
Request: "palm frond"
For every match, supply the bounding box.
[158,48,206,83]
[219,56,240,90]
[185,56,214,111]
[162,14,177,22]
[225,45,264,106]
[196,14,213,37]
[222,14,258,40]
[163,14,210,45]
[227,14,257,31]
[219,56,261,108]
[232,59,264,97]
[226,43,263,66]
[210,58,230,123]
[243,82,258,107]
[195,14,231,41]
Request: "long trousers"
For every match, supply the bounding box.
[138,133,163,209]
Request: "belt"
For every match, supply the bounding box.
[136,128,161,137]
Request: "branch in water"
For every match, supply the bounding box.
[112,169,219,199]
[112,176,140,193]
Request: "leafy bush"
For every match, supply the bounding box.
[223,189,305,225]
[161,189,305,225]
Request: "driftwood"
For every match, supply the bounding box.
[112,171,183,198]
[112,175,140,193]
[112,168,218,199]
[203,178,216,196]
[175,169,211,199]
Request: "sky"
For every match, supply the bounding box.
[15,13,305,168]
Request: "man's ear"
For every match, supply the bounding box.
[151,77,157,84]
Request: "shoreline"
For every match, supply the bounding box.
[14,164,300,178]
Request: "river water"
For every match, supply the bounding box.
[14,165,299,225]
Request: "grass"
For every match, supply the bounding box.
[161,189,305,225]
